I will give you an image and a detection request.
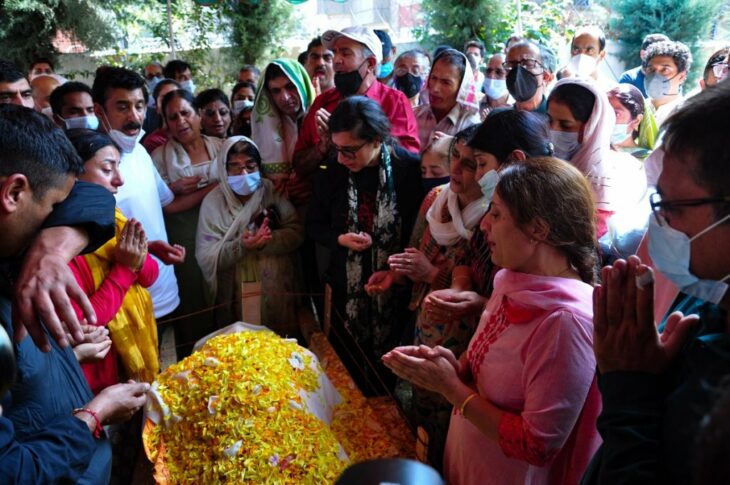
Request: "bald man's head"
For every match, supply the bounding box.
[31,75,61,112]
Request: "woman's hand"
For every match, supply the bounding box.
[148,240,186,265]
[337,232,372,252]
[388,248,438,283]
[241,218,272,250]
[593,256,699,374]
[86,380,150,425]
[170,176,202,195]
[73,339,112,364]
[115,219,147,271]
[366,270,395,296]
[382,345,461,396]
[425,289,486,321]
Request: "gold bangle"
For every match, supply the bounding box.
[459,392,479,415]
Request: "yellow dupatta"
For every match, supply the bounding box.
[83,208,159,383]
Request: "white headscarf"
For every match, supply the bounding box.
[551,77,616,210]
[195,136,271,298]
[425,186,488,246]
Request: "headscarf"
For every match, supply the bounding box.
[153,134,222,184]
[551,77,616,210]
[345,145,402,356]
[432,49,480,114]
[195,136,271,299]
[251,59,315,178]
[425,186,488,246]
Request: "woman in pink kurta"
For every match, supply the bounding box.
[384,157,601,484]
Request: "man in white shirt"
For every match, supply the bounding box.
[91,67,184,319]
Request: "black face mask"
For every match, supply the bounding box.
[506,65,540,102]
[335,60,368,97]
[394,73,423,99]
[421,175,450,193]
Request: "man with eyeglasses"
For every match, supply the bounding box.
[503,40,554,114]
[392,49,431,107]
[582,81,730,485]
[479,52,511,118]
[699,46,729,90]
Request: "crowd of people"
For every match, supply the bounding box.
[0,22,728,484]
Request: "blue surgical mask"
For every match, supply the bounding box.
[644,72,672,100]
[377,61,394,79]
[147,77,161,97]
[477,169,499,200]
[550,130,581,161]
[180,79,196,94]
[611,123,631,145]
[228,171,261,196]
[63,114,100,131]
[648,213,730,304]
[483,78,507,100]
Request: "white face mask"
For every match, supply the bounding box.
[611,123,631,145]
[62,114,100,131]
[550,130,581,161]
[110,128,145,154]
[100,110,144,153]
[180,79,196,94]
[232,99,254,115]
[483,78,508,100]
[477,169,499,200]
[569,54,598,78]
[228,171,261,196]
[648,213,730,304]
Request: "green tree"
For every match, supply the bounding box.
[222,0,295,64]
[609,0,723,82]
[415,0,577,58]
[0,0,116,68]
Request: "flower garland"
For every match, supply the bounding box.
[145,331,348,483]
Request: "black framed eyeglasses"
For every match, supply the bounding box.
[649,192,730,225]
[332,141,369,160]
[502,58,544,74]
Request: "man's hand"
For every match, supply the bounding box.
[13,227,94,352]
[593,256,699,374]
[148,240,186,265]
[315,108,331,140]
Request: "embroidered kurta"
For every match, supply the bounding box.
[444,270,601,485]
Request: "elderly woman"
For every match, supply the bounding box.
[307,96,424,394]
[384,157,601,484]
[196,136,304,338]
[152,88,223,356]
[196,88,232,139]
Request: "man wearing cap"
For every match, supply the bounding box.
[374,29,397,85]
[292,25,420,205]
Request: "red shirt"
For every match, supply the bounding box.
[294,80,421,157]
[69,254,158,394]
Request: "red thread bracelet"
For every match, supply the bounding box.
[73,408,103,438]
